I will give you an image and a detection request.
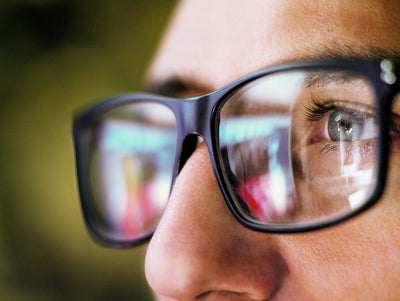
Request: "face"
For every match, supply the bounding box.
[144,1,400,300]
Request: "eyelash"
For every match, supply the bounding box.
[303,98,373,154]
[303,97,340,122]
[390,120,400,136]
[304,97,346,122]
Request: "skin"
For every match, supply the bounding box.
[144,0,400,300]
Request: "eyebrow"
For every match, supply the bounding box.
[303,72,364,89]
[311,44,400,62]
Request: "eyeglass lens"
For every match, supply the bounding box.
[88,103,177,241]
[86,68,381,242]
[219,70,379,225]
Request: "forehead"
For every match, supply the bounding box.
[148,0,400,91]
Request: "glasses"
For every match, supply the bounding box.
[73,59,399,248]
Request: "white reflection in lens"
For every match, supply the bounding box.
[340,146,375,210]
[345,168,374,209]
[348,189,367,209]
[269,132,289,214]
[244,72,305,105]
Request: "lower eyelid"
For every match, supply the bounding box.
[309,140,378,158]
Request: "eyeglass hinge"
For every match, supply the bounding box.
[380,59,397,85]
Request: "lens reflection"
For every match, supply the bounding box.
[89,102,177,241]
[219,69,379,225]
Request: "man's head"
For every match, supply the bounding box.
[143,1,400,300]
[73,0,400,300]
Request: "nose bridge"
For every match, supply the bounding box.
[174,94,217,171]
[179,94,215,139]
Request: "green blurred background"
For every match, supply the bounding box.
[0,1,177,300]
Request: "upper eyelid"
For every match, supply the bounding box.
[303,99,377,123]
[303,101,336,122]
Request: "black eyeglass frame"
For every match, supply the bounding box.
[73,59,398,248]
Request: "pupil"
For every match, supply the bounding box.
[339,120,353,135]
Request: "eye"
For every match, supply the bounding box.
[304,101,378,144]
[327,109,376,142]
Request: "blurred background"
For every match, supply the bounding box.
[0,0,177,300]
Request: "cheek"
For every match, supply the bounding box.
[285,223,400,298]
[279,158,400,299]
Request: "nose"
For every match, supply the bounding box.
[145,144,288,300]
